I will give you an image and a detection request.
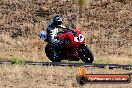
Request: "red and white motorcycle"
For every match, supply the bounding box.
[38,28,94,63]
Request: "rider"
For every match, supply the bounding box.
[46,15,67,45]
[38,15,76,58]
[46,15,67,58]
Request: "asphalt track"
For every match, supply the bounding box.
[0,61,131,70]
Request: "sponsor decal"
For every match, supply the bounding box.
[76,67,131,85]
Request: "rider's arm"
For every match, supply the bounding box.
[67,28,77,36]
[57,25,77,35]
[56,25,67,29]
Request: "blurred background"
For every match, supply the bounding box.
[0,0,131,63]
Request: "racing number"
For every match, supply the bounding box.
[74,34,84,42]
[78,34,84,42]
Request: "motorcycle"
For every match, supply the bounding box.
[38,27,94,63]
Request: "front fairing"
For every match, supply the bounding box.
[65,29,85,47]
[57,28,85,47]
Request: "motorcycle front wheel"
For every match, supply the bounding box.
[78,44,94,63]
[45,44,62,62]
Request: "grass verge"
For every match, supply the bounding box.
[10,57,26,65]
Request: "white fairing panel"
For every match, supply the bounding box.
[74,37,79,42]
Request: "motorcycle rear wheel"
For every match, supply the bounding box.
[78,44,94,63]
[45,44,62,62]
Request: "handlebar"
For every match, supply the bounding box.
[56,25,77,36]
[66,28,77,36]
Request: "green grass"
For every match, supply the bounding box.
[11,57,26,65]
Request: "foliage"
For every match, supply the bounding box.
[78,0,88,9]
[11,57,26,65]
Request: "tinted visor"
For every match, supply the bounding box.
[54,21,62,26]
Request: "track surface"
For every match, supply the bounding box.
[0,61,131,70]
